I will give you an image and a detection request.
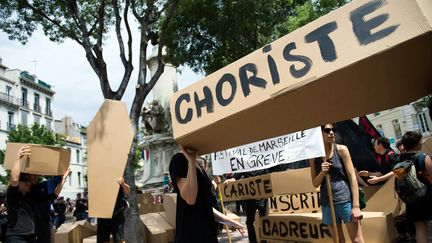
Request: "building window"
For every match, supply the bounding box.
[392,119,402,139]
[7,112,15,130]
[21,88,28,108]
[21,111,28,126]
[76,150,80,163]
[6,86,12,96]
[374,112,380,117]
[68,172,72,187]
[418,112,430,133]
[34,114,41,125]
[46,119,52,130]
[46,98,52,116]
[34,93,40,112]
[376,124,385,137]
[78,172,81,187]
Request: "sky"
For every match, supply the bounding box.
[0,28,203,126]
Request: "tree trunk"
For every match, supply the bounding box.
[123,136,146,243]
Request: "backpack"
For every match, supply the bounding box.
[393,153,427,204]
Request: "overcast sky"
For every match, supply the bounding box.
[0,29,203,126]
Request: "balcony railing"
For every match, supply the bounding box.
[0,92,20,106]
[7,122,16,131]
[34,104,41,113]
[20,99,29,108]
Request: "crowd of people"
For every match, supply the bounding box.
[168,122,431,243]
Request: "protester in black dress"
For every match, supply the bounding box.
[169,146,245,243]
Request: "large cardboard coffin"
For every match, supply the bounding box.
[221,168,315,202]
[363,176,404,216]
[87,100,134,218]
[4,143,70,175]
[140,212,175,243]
[258,212,396,243]
[54,220,97,243]
[170,0,432,154]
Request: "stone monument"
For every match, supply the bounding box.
[136,45,179,188]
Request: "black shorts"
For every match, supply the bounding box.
[97,213,125,243]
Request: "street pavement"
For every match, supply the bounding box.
[218,215,250,243]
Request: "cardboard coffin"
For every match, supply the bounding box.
[259,212,396,243]
[87,100,134,218]
[140,212,175,243]
[170,0,432,154]
[162,193,177,226]
[83,235,113,243]
[4,143,70,176]
[54,220,97,243]
[221,168,315,202]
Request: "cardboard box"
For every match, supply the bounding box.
[55,220,97,243]
[170,0,432,154]
[221,168,315,202]
[137,193,165,215]
[363,176,404,216]
[83,235,113,243]
[162,193,177,226]
[140,213,170,243]
[4,143,70,175]
[422,137,432,154]
[259,212,396,243]
[269,191,321,214]
[87,100,134,218]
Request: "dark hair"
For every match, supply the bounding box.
[321,123,336,130]
[170,152,188,165]
[19,173,30,182]
[401,131,422,151]
[376,137,391,149]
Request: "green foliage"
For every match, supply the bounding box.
[165,0,349,74]
[0,124,64,185]
[132,148,143,172]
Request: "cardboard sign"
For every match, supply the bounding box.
[87,100,134,218]
[4,143,70,176]
[269,191,321,214]
[259,212,396,243]
[211,127,324,175]
[221,168,315,202]
[170,0,432,154]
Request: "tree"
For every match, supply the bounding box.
[0,0,179,241]
[0,124,64,186]
[164,0,349,74]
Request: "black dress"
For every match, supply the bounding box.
[169,153,218,243]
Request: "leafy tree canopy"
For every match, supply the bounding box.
[164,0,348,74]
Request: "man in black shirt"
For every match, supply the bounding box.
[74,193,88,221]
[53,197,67,229]
[358,137,397,185]
[97,177,130,243]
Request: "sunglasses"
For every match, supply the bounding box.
[323,128,335,134]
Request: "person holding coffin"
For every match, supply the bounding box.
[310,124,364,243]
[5,145,70,243]
[169,146,246,243]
